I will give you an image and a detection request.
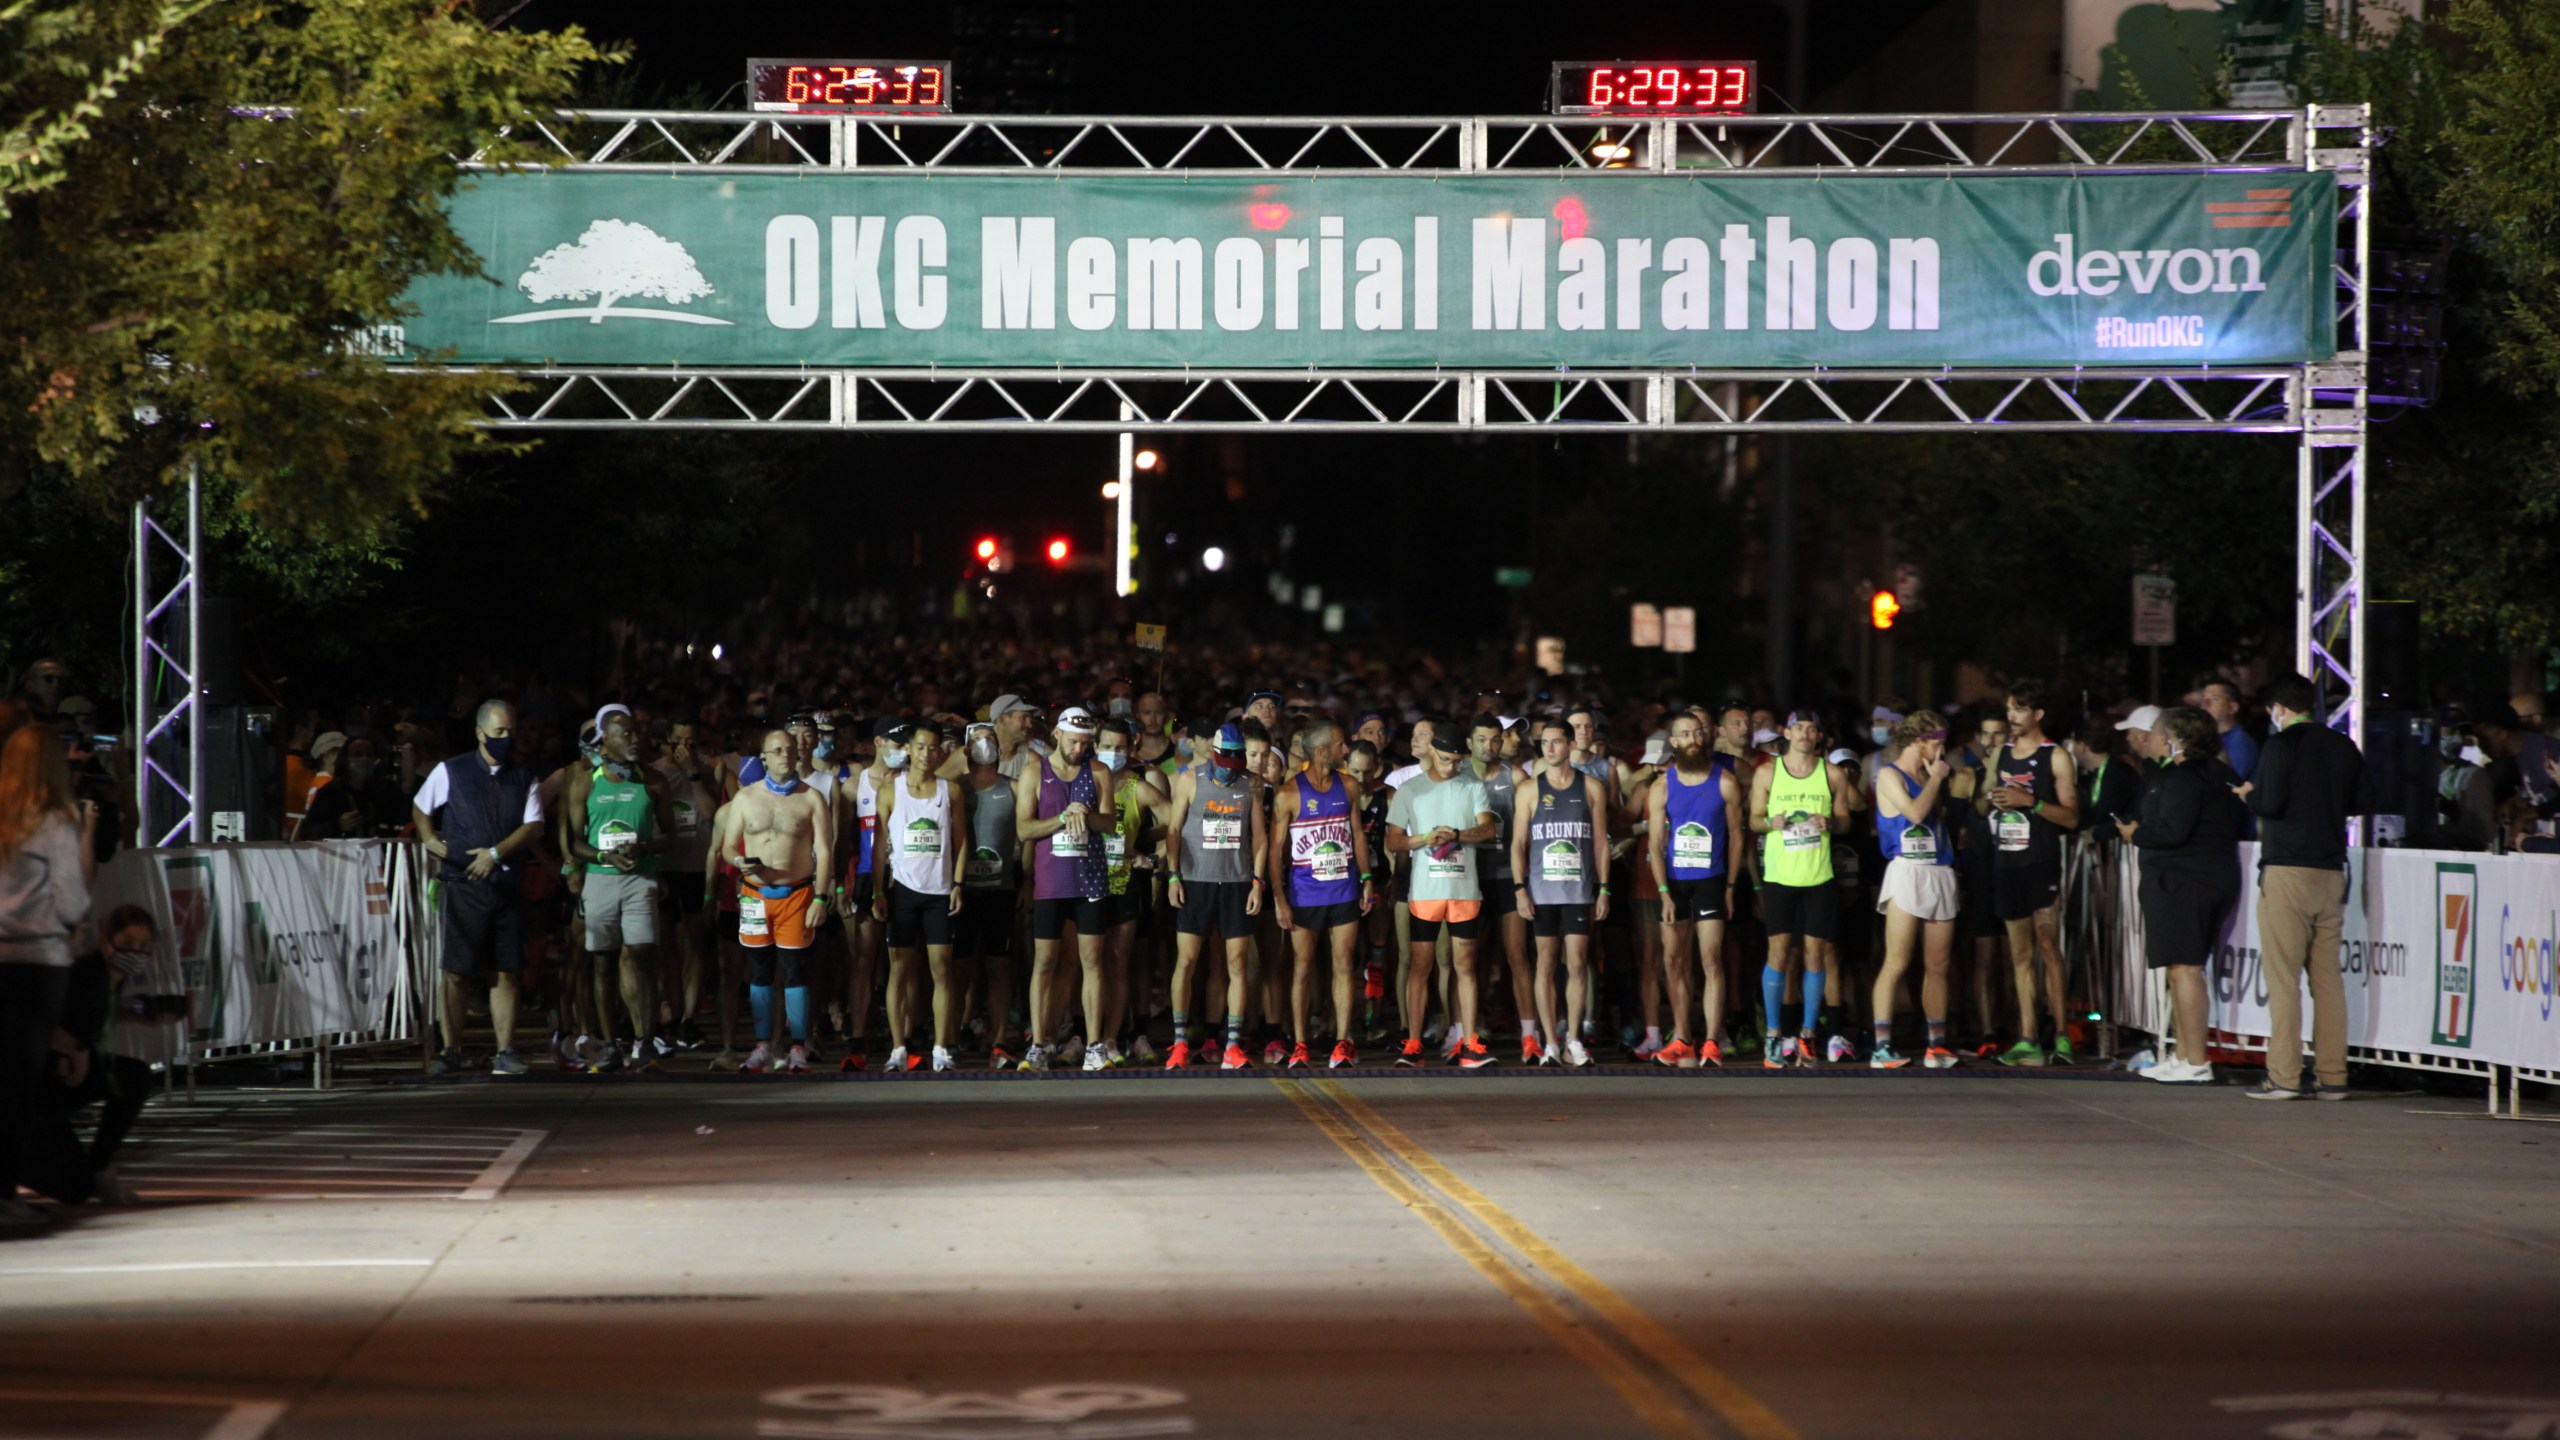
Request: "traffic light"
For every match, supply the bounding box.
[1869,589,1902,630]
[1045,537,1070,565]
[974,536,997,563]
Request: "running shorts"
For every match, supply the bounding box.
[438,877,524,976]
[1479,874,1518,922]
[2138,867,2239,970]
[1531,903,1592,938]
[1993,860,2063,922]
[1663,878,1728,924]
[1877,859,1962,922]
[1406,897,1481,943]
[1288,899,1361,935]
[581,870,660,952]
[1031,894,1110,941]
[738,882,816,950]
[1760,880,1839,943]
[1176,879,1253,938]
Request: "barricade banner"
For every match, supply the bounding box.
[2118,843,2560,1073]
[93,840,429,1062]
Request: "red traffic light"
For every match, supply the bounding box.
[974,536,998,562]
[1869,589,1902,630]
[1045,537,1070,565]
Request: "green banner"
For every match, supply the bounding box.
[393,170,2335,369]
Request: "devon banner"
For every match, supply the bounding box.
[394,170,2337,369]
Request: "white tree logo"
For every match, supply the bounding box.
[491,218,734,326]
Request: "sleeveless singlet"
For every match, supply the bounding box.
[1663,764,1730,882]
[1761,754,1835,887]
[887,777,954,895]
[1471,759,1518,880]
[1876,763,1953,865]
[1992,741,2064,869]
[658,763,713,873]
[1032,760,1106,902]
[1524,770,1598,906]
[583,764,656,876]
[854,769,883,876]
[965,775,1017,891]
[1285,770,1358,908]
[1181,766,1254,885]
[1103,780,1145,897]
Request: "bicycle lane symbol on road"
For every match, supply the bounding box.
[758,1383,1194,1439]
[2215,1391,2560,1439]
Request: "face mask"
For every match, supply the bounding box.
[482,734,515,764]
[111,947,152,982]
[1097,748,1128,773]
[1871,726,1892,746]
[347,758,378,785]
[884,749,911,771]
[1107,697,1133,717]
[1175,737,1195,760]
[967,737,999,766]
[1212,754,1247,781]
[2439,733,2466,760]
[814,738,837,763]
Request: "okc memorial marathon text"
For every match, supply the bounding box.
[754,215,2276,339]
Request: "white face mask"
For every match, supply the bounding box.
[1096,748,1128,773]
[1871,726,1892,746]
[884,748,911,771]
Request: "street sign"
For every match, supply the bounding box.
[1495,567,1534,588]
[1630,603,1662,648]
[1893,561,1923,606]
[1134,622,1166,652]
[1662,607,1697,655]
[2132,573,2177,647]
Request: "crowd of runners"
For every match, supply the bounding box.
[404,635,2201,1081]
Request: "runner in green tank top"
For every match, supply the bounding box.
[1747,712,1852,1068]
[566,711,675,1072]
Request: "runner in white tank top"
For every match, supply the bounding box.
[870,723,963,1071]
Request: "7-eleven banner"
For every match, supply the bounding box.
[91,840,427,1061]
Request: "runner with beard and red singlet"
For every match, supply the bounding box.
[1646,711,1741,1068]
[707,729,832,1073]
[1461,714,1535,1063]
[1163,724,1267,1069]
[1512,718,1610,1068]
[1269,720,1378,1070]
[1986,680,2080,1067]
[1014,707,1112,1073]
[1388,730,1499,1069]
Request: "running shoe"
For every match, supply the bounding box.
[1442,1028,1467,1062]
[785,1044,811,1073]
[1021,1043,1051,1072]
[1458,1038,1497,1070]
[1165,1040,1193,1070]
[650,1033,676,1059]
[990,1045,1018,1071]
[707,1050,742,1073]
[1922,1047,1960,1069]
[901,1049,925,1073]
[1762,1034,1787,1070]
[1698,1039,1724,1068]
[1869,1046,1910,1070]
[574,1033,605,1070]
[841,1051,867,1073]
[1792,1035,1820,1069]
[931,1046,955,1073]
[1394,1038,1425,1068]
[1329,1040,1358,1069]
[1998,1040,2047,1068]
[1287,1042,1312,1070]
[1826,1035,1857,1064]
[552,1033,584,1072]
[673,1020,706,1052]
[1221,1042,1251,1071]
[1131,1035,1159,1064]
[2050,1036,2077,1067]
[1632,1034,1664,1061]
[1102,1043,1125,1068]
[886,1045,910,1073]
[1564,1038,1592,1069]
[742,1042,774,1075]
[1262,1039,1288,1067]
[1058,1037,1086,1068]
[629,1047,664,1075]
[1654,1039,1698,1068]
[1522,1034,1545,1065]
[428,1046,465,1077]
[1082,1044,1110,1072]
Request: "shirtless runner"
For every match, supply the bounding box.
[708,729,834,1073]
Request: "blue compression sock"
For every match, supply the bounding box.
[785,985,810,1043]
[1760,966,1785,1035]
[1802,978,1823,1035]
[749,984,774,1039]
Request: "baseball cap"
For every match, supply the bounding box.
[1214,722,1247,752]
[1750,727,1780,746]
[989,694,1037,721]
[311,731,348,763]
[2115,704,2164,733]
[592,703,632,735]
[877,720,918,745]
[1247,689,1284,708]
[1428,731,1464,756]
[1055,706,1098,736]
[1783,709,1823,728]
[1826,747,1859,765]
[1497,714,1521,731]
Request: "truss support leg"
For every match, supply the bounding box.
[133,454,205,848]
[2296,416,2366,740]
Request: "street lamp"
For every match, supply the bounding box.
[1202,545,1227,573]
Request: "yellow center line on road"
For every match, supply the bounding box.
[1312,1079,1806,1440]
[1270,1079,1715,1440]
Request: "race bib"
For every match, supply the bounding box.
[597,828,636,853]
[1782,813,1823,849]
[1425,850,1466,881]
[738,893,769,936]
[1311,845,1351,883]
[1051,828,1091,858]
[901,819,941,855]
[672,801,700,836]
[1671,822,1714,868]
[1996,812,2032,852]
[1540,841,1583,883]
[1899,827,1939,861]
[1104,832,1128,862]
[1202,817,1243,851]
[965,846,1006,884]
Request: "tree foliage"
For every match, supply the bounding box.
[0,0,609,555]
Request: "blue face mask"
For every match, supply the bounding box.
[814,738,838,763]
[1097,748,1128,773]
[762,774,796,795]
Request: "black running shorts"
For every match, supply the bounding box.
[1176,879,1253,937]
[1760,879,1839,943]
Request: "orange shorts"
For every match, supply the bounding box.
[737,883,816,949]
[1406,899,1482,924]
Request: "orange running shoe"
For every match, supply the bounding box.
[1164,1040,1192,1070]
[1653,1039,1697,1067]
[1521,1033,1544,1064]
[1220,1042,1250,1070]
[1287,1041,1312,1070]
[1394,1038,1425,1067]
[1698,1039,1725,1068]
[1329,1039,1357,1069]
[1458,1038,1497,1070]
[840,1052,867,1073]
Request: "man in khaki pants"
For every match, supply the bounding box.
[2237,675,2366,1100]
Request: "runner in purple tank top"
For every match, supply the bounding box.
[1012,706,1112,1073]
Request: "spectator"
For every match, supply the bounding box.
[293,731,348,836]
[2198,680,2259,782]
[411,701,545,1078]
[2121,706,2244,1087]
[2070,714,2145,832]
[0,711,99,1231]
[298,736,400,840]
[22,904,181,1205]
[15,660,68,724]
[2239,674,2365,1099]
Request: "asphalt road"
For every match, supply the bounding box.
[4,1068,2557,1440]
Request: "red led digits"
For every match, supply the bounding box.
[1725,66,1748,106]
[1588,67,1613,106]
[917,67,943,105]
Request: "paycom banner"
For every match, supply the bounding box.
[395,170,2336,369]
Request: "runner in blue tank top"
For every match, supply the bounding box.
[1869,713,1963,1070]
[1645,712,1744,1068]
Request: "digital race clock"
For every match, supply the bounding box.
[1550,61,1758,116]
[747,59,953,114]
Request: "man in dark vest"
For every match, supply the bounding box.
[411,700,546,1076]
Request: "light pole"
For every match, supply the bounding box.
[1115,402,1135,597]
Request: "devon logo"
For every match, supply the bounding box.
[493,219,733,327]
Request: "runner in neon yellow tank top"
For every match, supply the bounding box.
[1747,711,1852,1068]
